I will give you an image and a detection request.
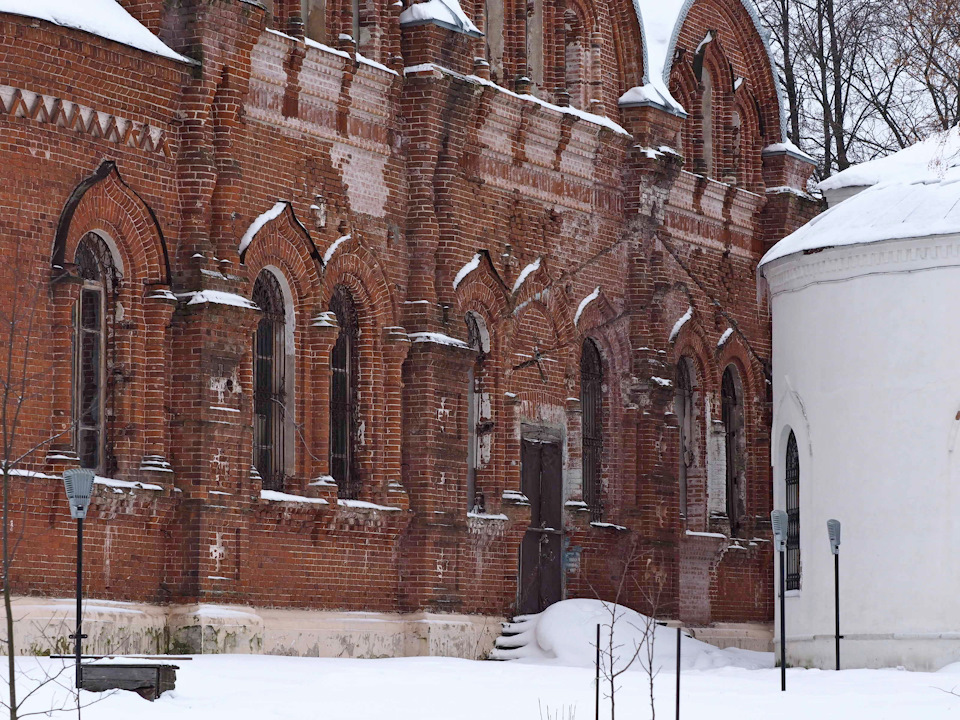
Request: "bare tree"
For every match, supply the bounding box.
[0,237,72,720]
[760,0,960,179]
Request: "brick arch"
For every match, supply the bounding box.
[53,160,170,285]
[607,0,645,92]
[240,206,323,310]
[511,265,576,354]
[668,0,785,144]
[321,236,397,328]
[732,81,763,189]
[238,201,322,272]
[672,321,712,390]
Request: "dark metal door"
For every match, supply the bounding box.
[519,437,563,614]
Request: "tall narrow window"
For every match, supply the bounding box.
[525,0,544,90]
[484,0,504,84]
[253,271,287,491]
[701,67,714,177]
[785,431,801,590]
[721,365,744,536]
[581,339,603,521]
[74,233,115,472]
[465,313,490,513]
[330,286,359,499]
[302,0,326,41]
[675,358,695,517]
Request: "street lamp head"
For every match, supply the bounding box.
[827,519,841,555]
[770,509,788,552]
[62,469,95,520]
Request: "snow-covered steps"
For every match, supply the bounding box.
[488,612,541,660]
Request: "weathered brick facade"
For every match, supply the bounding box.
[0,0,816,654]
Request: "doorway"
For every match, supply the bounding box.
[518,428,563,615]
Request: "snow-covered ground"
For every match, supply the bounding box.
[7,598,960,719]
[6,653,960,719]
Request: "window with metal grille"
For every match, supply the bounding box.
[252,270,287,492]
[581,339,603,521]
[465,313,489,514]
[74,233,118,473]
[675,358,695,517]
[721,365,744,536]
[785,430,801,591]
[330,286,359,499]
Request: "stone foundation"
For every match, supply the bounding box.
[3,597,503,660]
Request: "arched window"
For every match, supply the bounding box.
[253,270,288,491]
[581,338,603,521]
[701,67,715,177]
[721,365,744,536]
[74,232,117,472]
[785,431,801,590]
[302,0,326,41]
[675,357,696,517]
[562,3,586,107]
[330,286,359,499]
[466,312,491,513]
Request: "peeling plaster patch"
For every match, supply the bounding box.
[331,145,389,217]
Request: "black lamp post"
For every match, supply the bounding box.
[771,509,788,691]
[62,469,94,688]
[827,519,841,671]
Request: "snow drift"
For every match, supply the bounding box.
[492,599,772,671]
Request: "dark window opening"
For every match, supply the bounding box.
[74,233,117,474]
[786,430,801,591]
[253,270,287,492]
[330,286,359,499]
[721,365,744,536]
[675,357,695,517]
[581,338,603,521]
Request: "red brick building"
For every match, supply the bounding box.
[0,0,815,656]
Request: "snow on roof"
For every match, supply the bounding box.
[0,0,191,62]
[622,0,787,139]
[818,126,960,192]
[398,0,481,37]
[759,168,960,267]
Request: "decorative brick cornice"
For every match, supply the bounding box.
[0,85,174,158]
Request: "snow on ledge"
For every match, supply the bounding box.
[762,141,817,165]
[717,327,733,348]
[261,489,329,505]
[669,306,692,341]
[337,498,402,512]
[0,0,193,63]
[324,234,351,265]
[408,331,469,348]
[651,376,673,388]
[398,0,481,37]
[453,253,482,289]
[512,257,541,293]
[573,287,600,327]
[468,511,509,521]
[685,529,727,539]
[182,290,258,310]
[590,521,627,531]
[239,201,287,256]
[95,476,163,492]
[404,63,630,136]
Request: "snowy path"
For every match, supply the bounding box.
[8,655,960,719]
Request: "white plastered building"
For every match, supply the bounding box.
[759,127,960,671]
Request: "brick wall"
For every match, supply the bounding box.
[0,0,816,641]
